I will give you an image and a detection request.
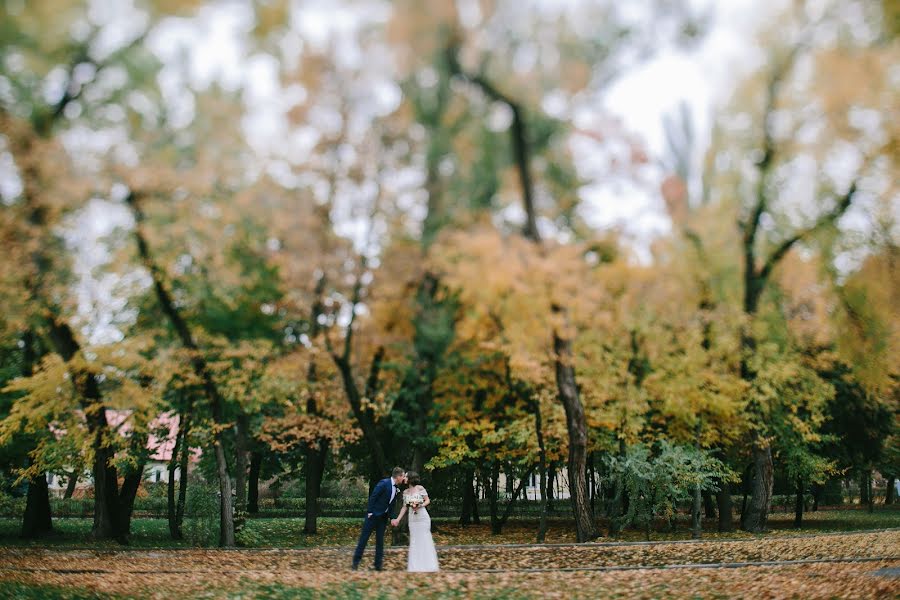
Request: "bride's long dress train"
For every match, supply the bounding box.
[407,503,439,572]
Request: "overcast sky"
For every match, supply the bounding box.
[143,0,782,246]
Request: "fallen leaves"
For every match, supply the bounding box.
[0,530,897,598]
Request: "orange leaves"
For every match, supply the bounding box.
[256,347,360,452]
[428,226,604,386]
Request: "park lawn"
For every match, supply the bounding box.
[0,507,898,549]
[0,532,898,600]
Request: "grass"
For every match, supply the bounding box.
[0,582,119,599]
[0,507,898,549]
[0,580,532,600]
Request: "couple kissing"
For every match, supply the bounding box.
[351,467,439,572]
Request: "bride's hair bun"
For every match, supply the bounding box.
[407,471,421,486]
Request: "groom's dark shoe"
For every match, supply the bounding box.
[351,562,359,571]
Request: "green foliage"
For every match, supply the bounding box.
[183,481,220,547]
[606,441,732,538]
[0,490,24,519]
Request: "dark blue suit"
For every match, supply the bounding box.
[352,477,396,570]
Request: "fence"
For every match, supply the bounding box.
[0,493,843,520]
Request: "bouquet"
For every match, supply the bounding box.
[405,492,424,514]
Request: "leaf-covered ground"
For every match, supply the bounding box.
[0,530,897,599]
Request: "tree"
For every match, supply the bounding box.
[703,1,897,531]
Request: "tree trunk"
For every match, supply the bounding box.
[547,464,556,509]
[691,483,702,539]
[175,425,191,534]
[46,321,123,542]
[794,476,803,528]
[610,463,626,535]
[117,462,146,537]
[20,128,125,543]
[302,273,327,532]
[127,192,234,546]
[168,421,184,539]
[742,444,773,532]
[248,451,262,514]
[717,484,734,532]
[167,460,178,538]
[866,471,874,513]
[234,414,250,513]
[89,422,123,542]
[812,483,821,512]
[587,452,597,514]
[703,491,716,519]
[63,468,79,499]
[552,304,597,542]
[460,468,477,525]
[886,477,896,505]
[21,471,53,539]
[487,463,500,535]
[333,350,388,484]
[495,465,535,535]
[304,440,328,534]
[534,402,549,543]
[859,472,869,505]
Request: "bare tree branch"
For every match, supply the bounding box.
[758,180,859,284]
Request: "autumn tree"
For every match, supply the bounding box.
[702,1,897,531]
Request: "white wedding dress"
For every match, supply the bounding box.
[405,487,439,572]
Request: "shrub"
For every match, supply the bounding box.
[607,441,732,539]
[183,482,220,547]
[0,492,25,518]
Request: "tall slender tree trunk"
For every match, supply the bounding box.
[691,422,703,539]
[866,471,874,513]
[692,484,703,539]
[794,476,804,528]
[552,304,597,542]
[304,440,328,534]
[886,477,895,505]
[534,402,550,543]
[168,420,185,539]
[332,342,387,485]
[247,450,262,514]
[742,445,773,532]
[175,424,191,532]
[303,273,328,533]
[547,465,555,509]
[127,192,234,546]
[448,42,598,542]
[234,413,250,512]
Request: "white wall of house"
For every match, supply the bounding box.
[47,461,184,496]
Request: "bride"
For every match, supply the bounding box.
[391,471,439,572]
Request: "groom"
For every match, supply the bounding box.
[352,466,406,571]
